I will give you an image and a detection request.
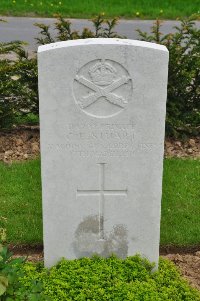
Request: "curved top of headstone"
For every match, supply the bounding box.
[38,38,168,53]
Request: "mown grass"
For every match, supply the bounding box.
[161,158,200,245]
[0,159,42,244]
[0,0,199,19]
[0,158,199,245]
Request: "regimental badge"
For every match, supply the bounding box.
[73,59,133,118]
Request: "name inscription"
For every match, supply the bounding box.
[47,123,161,157]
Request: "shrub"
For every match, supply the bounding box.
[0,38,38,129]
[0,15,199,137]
[1,254,199,301]
[137,15,200,137]
[0,38,22,128]
[35,14,122,44]
[0,15,121,130]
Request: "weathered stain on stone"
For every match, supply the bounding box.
[104,224,128,258]
[74,215,100,235]
[73,215,128,258]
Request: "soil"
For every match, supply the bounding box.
[164,252,200,291]
[0,126,200,162]
[0,126,40,162]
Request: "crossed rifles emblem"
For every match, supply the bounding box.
[75,72,131,109]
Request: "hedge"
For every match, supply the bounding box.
[0,14,200,137]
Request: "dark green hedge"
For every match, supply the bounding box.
[0,14,200,137]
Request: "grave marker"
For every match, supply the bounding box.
[38,39,169,267]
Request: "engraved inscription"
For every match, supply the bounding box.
[77,163,128,240]
[47,123,136,157]
[73,59,133,118]
[46,122,163,157]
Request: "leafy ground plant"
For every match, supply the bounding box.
[0,240,49,300]
[0,242,24,299]
[9,255,200,300]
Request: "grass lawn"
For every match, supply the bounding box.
[0,0,199,19]
[0,158,200,245]
[0,159,42,244]
[161,159,200,245]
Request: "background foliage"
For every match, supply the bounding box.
[138,15,200,137]
[0,26,38,128]
[0,14,199,137]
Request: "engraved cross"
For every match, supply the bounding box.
[77,163,128,240]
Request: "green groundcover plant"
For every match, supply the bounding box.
[0,242,200,301]
[0,14,200,137]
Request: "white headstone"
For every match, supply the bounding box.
[38,38,169,268]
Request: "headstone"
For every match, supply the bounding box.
[38,38,169,268]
